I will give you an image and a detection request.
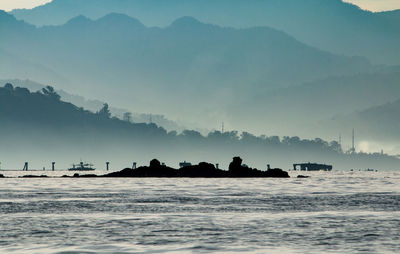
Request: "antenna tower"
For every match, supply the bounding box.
[351,128,355,154]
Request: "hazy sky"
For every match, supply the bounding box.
[345,0,400,11]
[0,0,400,12]
[0,0,52,11]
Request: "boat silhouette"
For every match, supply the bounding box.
[69,161,96,171]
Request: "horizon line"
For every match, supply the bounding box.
[1,0,400,13]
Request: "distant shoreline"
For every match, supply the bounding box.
[0,157,292,178]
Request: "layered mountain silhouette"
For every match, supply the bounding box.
[0,78,190,132]
[0,47,64,84]
[0,11,373,127]
[227,67,400,135]
[324,98,400,144]
[2,3,400,155]
[1,82,399,170]
[0,11,371,89]
[10,0,400,64]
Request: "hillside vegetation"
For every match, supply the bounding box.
[1,83,399,170]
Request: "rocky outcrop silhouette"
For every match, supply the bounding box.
[103,159,178,177]
[297,175,310,178]
[20,175,48,178]
[102,157,290,178]
[178,162,228,177]
[0,157,291,179]
[229,156,289,178]
[263,168,290,178]
[72,173,97,178]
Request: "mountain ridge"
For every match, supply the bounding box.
[1,82,399,170]
[9,0,400,64]
[0,11,373,129]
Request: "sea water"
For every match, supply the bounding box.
[0,171,399,253]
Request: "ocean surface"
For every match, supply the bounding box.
[0,170,399,254]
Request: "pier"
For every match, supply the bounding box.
[293,163,332,171]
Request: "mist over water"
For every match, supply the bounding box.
[2,0,400,154]
[0,171,399,253]
[1,0,400,253]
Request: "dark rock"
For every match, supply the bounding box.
[150,159,161,168]
[3,159,289,179]
[21,175,48,178]
[78,174,98,178]
[297,175,310,178]
[228,156,259,177]
[72,173,97,178]
[228,157,290,178]
[103,168,135,177]
[229,156,243,172]
[179,162,228,177]
[103,160,177,177]
[102,157,290,178]
[265,168,290,178]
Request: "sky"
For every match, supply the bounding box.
[345,0,400,11]
[0,0,52,11]
[0,0,400,12]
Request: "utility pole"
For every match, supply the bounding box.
[351,128,355,154]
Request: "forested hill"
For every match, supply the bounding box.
[1,83,399,171]
[0,10,372,126]
[0,82,341,150]
[0,83,166,137]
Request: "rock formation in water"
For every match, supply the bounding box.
[104,159,178,177]
[20,175,48,178]
[102,157,290,178]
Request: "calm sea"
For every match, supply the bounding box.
[0,171,399,253]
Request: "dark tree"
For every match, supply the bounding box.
[4,83,13,91]
[42,86,61,100]
[15,87,30,95]
[150,159,161,168]
[97,103,111,118]
[229,156,243,173]
[123,112,132,122]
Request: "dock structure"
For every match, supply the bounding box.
[179,161,192,168]
[293,163,332,171]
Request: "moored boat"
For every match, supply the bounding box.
[69,162,95,171]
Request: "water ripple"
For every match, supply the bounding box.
[0,171,399,253]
